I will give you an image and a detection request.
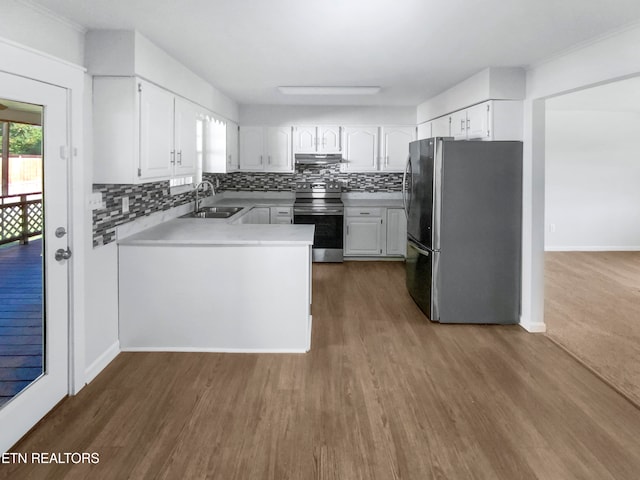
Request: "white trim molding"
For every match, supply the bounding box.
[84,341,120,384]
[519,319,547,333]
[545,246,640,252]
[120,347,309,354]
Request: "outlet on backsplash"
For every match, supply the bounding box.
[122,196,130,214]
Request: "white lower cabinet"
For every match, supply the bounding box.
[270,207,293,224]
[345,216,384,256]
[386,208,407,256]
[236,207,270,224]
[344,206,406,257]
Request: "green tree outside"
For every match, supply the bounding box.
[9,124,42,155]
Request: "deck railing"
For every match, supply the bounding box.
[0,192,43,245]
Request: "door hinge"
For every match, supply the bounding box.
[137,167,142,177]
[380,249,382,254]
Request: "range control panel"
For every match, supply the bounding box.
[295,181,343,193]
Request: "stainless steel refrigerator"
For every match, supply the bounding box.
[403,138,522,324]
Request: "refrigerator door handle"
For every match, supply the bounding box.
[402,154,411,219]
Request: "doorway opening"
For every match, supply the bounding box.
[544,76,640,406]
[0,99,44,408]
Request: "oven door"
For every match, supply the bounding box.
[294,208,344,261]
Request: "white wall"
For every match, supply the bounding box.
[0,0,85,66]
[240,105,415,126]
[522,24,640,332]
[545,110,640,250]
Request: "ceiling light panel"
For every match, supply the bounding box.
[278,86,381,95]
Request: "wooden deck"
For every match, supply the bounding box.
[0,239,43,408]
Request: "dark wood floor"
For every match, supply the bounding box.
[0,240,43,407]
[3,262,640,479]
[545,251,640,406]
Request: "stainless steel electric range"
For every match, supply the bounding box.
[293,181,344,262]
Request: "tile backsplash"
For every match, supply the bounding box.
[92,181,203,247]
[204,165,403,193]
[92,167,401,247]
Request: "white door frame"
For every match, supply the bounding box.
[0,37,86,452]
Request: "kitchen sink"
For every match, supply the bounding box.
[200,206,243,214]
[180,206,243,219]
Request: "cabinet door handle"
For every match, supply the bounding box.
[268,155,271,165]
[170,150,176,165]
[260,155,263,164]
[360,212,370,215]
[466,118,470,130]
[347,225,349,235]
[461,119,465,132]
[177,150,182,165]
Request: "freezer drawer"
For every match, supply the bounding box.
[405,240,439,321]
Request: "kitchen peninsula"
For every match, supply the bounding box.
[118,219,314,352]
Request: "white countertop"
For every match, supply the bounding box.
[341,193,404,208]
[119,219,314,246]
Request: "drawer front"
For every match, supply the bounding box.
[345,207,382,217]
[270,206,293,217]
[270,206,293,224]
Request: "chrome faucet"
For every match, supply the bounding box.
[194,180,215,213]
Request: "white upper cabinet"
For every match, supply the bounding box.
[239,126,265,170]
[417,122,432,140]
[342,126,379,172]
[226,121,239,172]
[265,126,293,171]
[293,125,342,153]
[93,77,198,184]
[466,102,491,139]
[174,97,199,176]
[436,101,522,141]
[318,126,342,153]
[431,115,451,137]
[380,126,415,172]
[293,126,317,153]
[240,126,293,172]
[138,80,175,180]
[450,109,468,140]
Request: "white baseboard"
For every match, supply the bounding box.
[519,320,547,333]
[84,341,120,384]
[545,246,640,252]
[119,347,309,353]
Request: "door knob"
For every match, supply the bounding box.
[55,248,72,261]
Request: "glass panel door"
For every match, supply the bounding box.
[0,73,69,453]
[0,101,44,408]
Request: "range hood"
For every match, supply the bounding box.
[295,153,343,166]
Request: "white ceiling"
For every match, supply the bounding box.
[30,0,640,106]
